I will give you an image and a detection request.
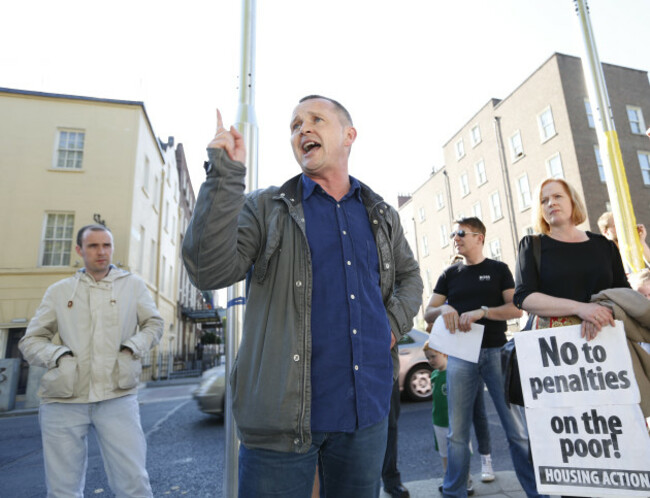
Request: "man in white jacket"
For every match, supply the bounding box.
[19,224,163,498]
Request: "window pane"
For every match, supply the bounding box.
[56,130,85,169]
[42,213,75,266]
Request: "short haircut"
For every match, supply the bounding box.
[422,340,446,356]
[597,211,614,235]
[532,178,587,235]
[454,216,486,237]
[299,95,353,126]
[629,268,650,291]
[76,224,112,247]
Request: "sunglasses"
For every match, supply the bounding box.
[449,229,481,239]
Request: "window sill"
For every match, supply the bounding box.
[540,132,557,145]
[48,168,84,173]
[511,153,525,164]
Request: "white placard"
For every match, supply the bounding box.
[514,321,639,408]
[427,316,484,363]
[526,405,650,496]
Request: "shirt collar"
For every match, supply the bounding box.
[301,174,362,202]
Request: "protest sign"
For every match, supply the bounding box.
[514,321,639,408]
[515,321,650,496]
[428,316,483,363]
[526,405,650,496]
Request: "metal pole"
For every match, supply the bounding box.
[224,1,258,496]
[573,0,644,271]
[493,116,519,259]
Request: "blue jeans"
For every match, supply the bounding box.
[472,380,491,456]
[239,417,388,498]
[443,348,546,498]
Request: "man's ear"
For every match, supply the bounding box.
[75,245,83,257]
[344,126,357,146]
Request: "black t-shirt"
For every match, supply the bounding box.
[513,232,629,308]
[434,258,515,348]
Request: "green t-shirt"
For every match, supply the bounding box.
[431,369,448,428]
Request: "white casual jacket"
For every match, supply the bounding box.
[19,266,164,403]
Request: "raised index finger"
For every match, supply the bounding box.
[216,109,225,133]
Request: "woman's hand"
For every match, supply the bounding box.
[576,303,615,340]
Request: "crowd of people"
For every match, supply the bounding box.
[19,95,649,498]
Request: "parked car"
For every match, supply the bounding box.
[193,364,227,416]
[193,328,433,416]
[398,328,433,401]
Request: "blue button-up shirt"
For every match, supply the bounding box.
[301,174,392,432]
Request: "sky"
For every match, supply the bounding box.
[3,0,650,206]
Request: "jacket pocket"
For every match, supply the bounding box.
[116,351,142,389]
[39,356,78,398]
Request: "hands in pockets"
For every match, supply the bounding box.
[39,356,78,398]
[116,350,142,390]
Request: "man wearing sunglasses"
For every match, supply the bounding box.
[424,217,545,498]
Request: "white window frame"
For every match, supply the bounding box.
[517,174,532,211]
[546,153,564,179]
[455,138,465,160]
[489,191,503,221]
[421,235,429,257]
[509,131,524,161]
[472,202,482,220]
[153,175,160,210]
[489,238,502,261]
[638,151,650,186]
[142,156,150,194]
[524,226,535,236]
[627,106,646,135]
[418,206,426,222]
[149,240,156,283]
[594,145,605,183]
[460,172,470,197]
[161,256,167,291]
[138,226,145,273]
[584,99,595,128]
[40,212,75,267]
[474,159,487,186]
[54,129,85,170]
[435,191,444,210]
[538,107,556,142]
[470,125,481,147]
[439,225,449,248]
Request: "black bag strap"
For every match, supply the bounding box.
[532,234,541,276]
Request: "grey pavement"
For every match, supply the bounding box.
[382,471,542,498]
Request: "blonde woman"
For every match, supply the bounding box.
[514,177,629,339]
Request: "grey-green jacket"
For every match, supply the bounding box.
[183,148,423,453]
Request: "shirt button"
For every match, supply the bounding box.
[373,219,378,225]
[337,203,341,208]
[342,230,347,235]
[293,354,300,362]
[350,294,355,300]
[384,263,390,269]
[379,209,384,214]
[352,329,357,335]
[347,260,352,266]
[280,193,286,197]
[295,281,302,287]
[294,438,300,445]
[354,365,359,371]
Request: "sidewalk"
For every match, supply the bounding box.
[383,471,533,498]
